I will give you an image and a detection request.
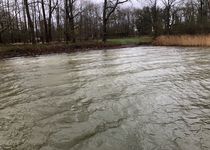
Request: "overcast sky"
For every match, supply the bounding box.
[92,0,146,8]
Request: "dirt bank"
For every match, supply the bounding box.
[0,42,141,59]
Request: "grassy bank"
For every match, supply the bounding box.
[154,35,210,46]
[108,36,153,45]
[0,37,153,59]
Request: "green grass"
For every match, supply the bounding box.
[107,36,153,45]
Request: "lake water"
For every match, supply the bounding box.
[0,46,210,150]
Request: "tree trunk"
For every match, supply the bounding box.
[70,20,76,43]
[166,6,170,35]
[24,0,36,44]
[23,0,28,43]
[48,0,52,42]
[33,0,38,42]
[0,33,2,43]
[41,0,49,43]
[37,2,44,44]
[56,6,61,41]
[64,0,70,43]
[48,16,52,42]
[102,19,107,42]
[69,0,76,43]
[102,0,107,42]
[151,1,158,37]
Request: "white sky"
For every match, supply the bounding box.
[92,0,146,8]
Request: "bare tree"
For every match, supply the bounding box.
[41,0,48,42]
[0,2,7,43]
[1,0,210,44]
[161,0,178,34]
[102,0,129,42]
[48,0,58,41]
[41,0,58,43]
[24,0,36,44]
[149,0,159,36]
[64,0,80,43]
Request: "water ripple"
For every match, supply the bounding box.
[0,46,210,150]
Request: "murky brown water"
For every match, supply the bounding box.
[0,46,210,150]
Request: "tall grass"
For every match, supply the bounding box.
[154,35,210,46]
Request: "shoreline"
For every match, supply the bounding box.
[0,37,153,59]
[0,42,149,59]
[3,35,210,59]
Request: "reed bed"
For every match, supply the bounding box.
[154,35,210,46]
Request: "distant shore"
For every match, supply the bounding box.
[0,37,152,59]
[153,35,210,47]
[3,35,210,59]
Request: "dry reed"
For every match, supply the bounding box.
[154,35,210,46]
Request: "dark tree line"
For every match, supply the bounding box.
[1,0,210,44]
